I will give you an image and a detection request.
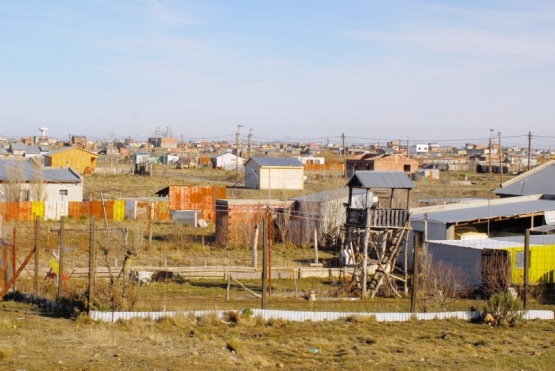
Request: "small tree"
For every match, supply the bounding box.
[484,291,524,326]
[418,248,469,312]
[2,158,25,201]
[29,158,46,201]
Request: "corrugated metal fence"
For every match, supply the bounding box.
[90,308,554,323]
[0,201,170,222]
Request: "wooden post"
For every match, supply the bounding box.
[410,232,421,313]
[34,217,40,296]
[100,192,108,228]
[252,223,259,270]
[313,228,318,264]
[261,219,268,309]
[225,275,231,301]
[57,217,65,300]
[523,228,530,309]
[361,209,370,299]
[148,204,153,248]
[12,228,16,292]
[268,222,273,297]
[88,217,96,313]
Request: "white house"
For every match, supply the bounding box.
[297,156,325,165]
[410,144,429,155]
[244,157,304,190]
[0,158,83,202]
[211,153,244,170]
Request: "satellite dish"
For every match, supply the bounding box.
[38,127,49,136]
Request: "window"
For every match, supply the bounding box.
[59,190,68,196]
[515,251,524,269]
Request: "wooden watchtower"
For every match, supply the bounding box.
[343,171,415,298]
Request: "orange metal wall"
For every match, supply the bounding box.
[168,185,226,221]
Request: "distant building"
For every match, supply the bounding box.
[244,157,304,190]
[211,153,244,170]
[44,147,101,173]
[346,153,419,177]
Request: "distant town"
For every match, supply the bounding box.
[0,127,546,181]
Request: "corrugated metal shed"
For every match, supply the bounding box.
[247,157,303,167]
[347,171,415,189]
[494,161,555,196]
[411,198,555,224]
[0,158,81,183]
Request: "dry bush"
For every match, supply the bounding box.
[0,346,12,360]
[418,248,469,312]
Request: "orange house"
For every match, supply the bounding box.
[44,147,100,174]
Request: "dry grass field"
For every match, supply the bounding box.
[4,165,548,370]
[1,300,555,370]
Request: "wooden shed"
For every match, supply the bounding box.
[44,147,100,173]
[215,199,293,248]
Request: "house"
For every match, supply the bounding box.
[493,160,555,198]
[44,147,101,173]
[211,153,244,171]
[244,157,304,190]
[345,153,419,178]
[0,158,83,202]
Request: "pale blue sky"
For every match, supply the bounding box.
[1,1,554,148]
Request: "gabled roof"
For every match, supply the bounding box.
[46,147,100,157]
[347,171,415,189]
[0,158,81,183]
[246,157,303,167]
[494,160,555,197]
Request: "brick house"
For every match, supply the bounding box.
[346,153,419,177]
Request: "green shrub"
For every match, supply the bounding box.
[484,291,524,326]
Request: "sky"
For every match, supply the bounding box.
[1,1,555,149]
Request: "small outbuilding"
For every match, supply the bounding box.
[244,157,304,190]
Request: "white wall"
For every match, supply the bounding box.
[259,167,304,190]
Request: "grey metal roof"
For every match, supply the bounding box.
[0,158,81,183]
[494,160,555,196]
[347,171,415,189]
[292,188,367,202]
[248,157,303,167]
[411,198,555,224]
[429,235,555,250]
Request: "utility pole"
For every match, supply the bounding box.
[498,131,503,183]
[489,129,494,173]
[248,129,253,159]
[342,133,347,178]
[528,131,532,171]
[236,125,243,184]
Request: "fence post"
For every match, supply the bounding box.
[88,217,96,313]
[57,216,65,300]
[252,224,259,270]
[12,228,16,292]
[261,219,268,309]
[34,216,40,296]
[523,228,530,309]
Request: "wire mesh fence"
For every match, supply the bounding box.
[1,217,555,314]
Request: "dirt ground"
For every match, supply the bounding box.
[1,300,554,370]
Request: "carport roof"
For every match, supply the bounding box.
[411,196,555,224]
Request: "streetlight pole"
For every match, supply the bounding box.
[236,125,243,184]
[489,129,494,173]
